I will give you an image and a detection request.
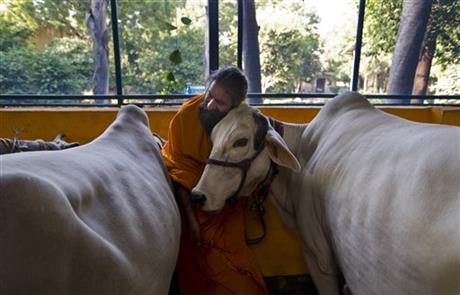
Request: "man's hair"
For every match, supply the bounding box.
[206,66,248,107]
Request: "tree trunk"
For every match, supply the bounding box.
[243,0,262,104]
[86,0,109,101]
[204,3,211,80]
[411,35,436,103]
[387,0,432,104]
[204,16,210,81]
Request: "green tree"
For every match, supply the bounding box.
[2,0,87,37]
[1,0,93,98]
[261,29,321,93]
[258,2,322,93]
[388,0,433,100]
[364,0,460,97]
[33,38,93,94]
[1,0,326,99]
[0,19,31,51]
[86,0,109,95]
[0,48,36,95]
[0,38,92,106]
[117,0,201,94]
[0,1,93,101]
[243,0,262,102]
[219,1,238,68]
[412,0,460,96]
[214,0,323,95]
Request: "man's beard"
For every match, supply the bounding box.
[199,102,226,136]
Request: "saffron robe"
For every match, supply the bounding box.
[162,95,268,294]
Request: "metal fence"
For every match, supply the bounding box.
[2,93,460,107]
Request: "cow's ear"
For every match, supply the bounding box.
[265,128,301,172]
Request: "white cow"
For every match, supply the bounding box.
[0,105,180,295]
[192,92,460,295]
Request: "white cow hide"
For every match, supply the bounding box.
[193,92,460,295]
[0,105,181,295]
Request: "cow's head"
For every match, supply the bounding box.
[192,103,301,211]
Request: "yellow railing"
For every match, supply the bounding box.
[2,106,459,143]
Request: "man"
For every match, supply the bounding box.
[162,67,268,294]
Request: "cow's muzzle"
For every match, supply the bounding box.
[190,192,206,207]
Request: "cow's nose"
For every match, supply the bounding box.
[190,192,206,207]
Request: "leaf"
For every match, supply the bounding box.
[165,71,176,82]
[163,22,177,31]
[181,17,192,25]
[169,49,182,64]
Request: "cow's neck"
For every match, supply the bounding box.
[268,122,307,226]
[270,121,340,279]
[272,121,306,193]
[270,121,308,204]
[280,122,306,156]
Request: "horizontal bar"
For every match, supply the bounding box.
[2,102,457,108]
[0,94,196,100]
[1,93,459,100]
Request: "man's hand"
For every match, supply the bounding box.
[174,183,209,250]
[185,210,209,250]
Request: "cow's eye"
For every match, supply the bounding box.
[233,138,248,148]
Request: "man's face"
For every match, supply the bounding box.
[205,82,233,113]
[199,82,234,135]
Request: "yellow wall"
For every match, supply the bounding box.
[1,106,458,143]
[1,106,459,276]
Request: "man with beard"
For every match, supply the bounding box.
[162,67,268,295]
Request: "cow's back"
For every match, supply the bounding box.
[0,105,180,295]
[302,93,460,295]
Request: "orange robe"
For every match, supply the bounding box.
[162,95,268,295]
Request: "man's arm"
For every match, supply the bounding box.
[162,95,210,249]
[174,183,208,250]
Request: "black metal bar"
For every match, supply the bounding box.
[2,93,460,100]
[2,101,456,107]
[0,94,195,100]
[208,0,219,72]
[2,92,459,107]
[237,0,243,70]
[351,0,366,91]
[0,103,117,107]
[110,0,123,106]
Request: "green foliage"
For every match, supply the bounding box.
[258,3,322,92]
[119,20,205,94]
[165,71,175,82]
[34,38,93,94]
[2,0,87,37]
[0,19,32,51]
[0,48,35,94]
[428,0,460,69]
[169,49,182,65]
[364,0,403,57]
[322,58,351,91]
[0,38,93,95]
[364,0,459,67]
[116,0,202,94]
[262,29,322,92]
[362,0,459,94]
[0,0,325,96]
[217,0,324,93]
[1,0,91,97]
[2,0,456,98]
[161,22,177,31]
[218,1,238,67]
[181,17,191,26]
